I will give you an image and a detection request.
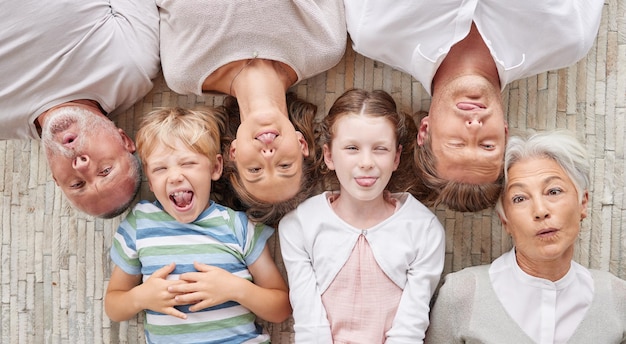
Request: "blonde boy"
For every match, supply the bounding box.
[105,108,290,344]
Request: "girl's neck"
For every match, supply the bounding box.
[232,60,295,120]
[330,191,396,230]
[203,59,296,120]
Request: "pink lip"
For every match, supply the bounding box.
[536,228,558,236]
[355,177,377,187]
[457,102,486,111]
[62,133,78,146]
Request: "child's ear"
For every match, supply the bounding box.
[393,144,402,171]
[211,154,223,181]
[323,144,335,171]
[229,140,237,160]
[296,131,309,158]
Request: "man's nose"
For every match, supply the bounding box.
[72,155,90,171]
[465,115,483,129]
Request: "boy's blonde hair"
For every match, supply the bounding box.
[136,107,224,167]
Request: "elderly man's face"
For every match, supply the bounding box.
[41,106,138,217]
[500,157,588,265]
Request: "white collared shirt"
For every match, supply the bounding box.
[489,248,594,344]
[344,0,603,95]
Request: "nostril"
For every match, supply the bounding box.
[73,156,88,168]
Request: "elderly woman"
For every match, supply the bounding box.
[425,130,626,344]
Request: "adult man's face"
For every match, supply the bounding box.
[418,74,508,184]
[41,106,139,217]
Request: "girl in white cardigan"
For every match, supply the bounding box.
[279,89,445,343]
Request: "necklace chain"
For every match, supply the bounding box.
[229,51,258,95]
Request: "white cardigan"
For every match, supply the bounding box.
[279,192,445,343]
[344,0,603,95]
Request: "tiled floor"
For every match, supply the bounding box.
[1,3,625,342]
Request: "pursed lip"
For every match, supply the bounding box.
[536,227,558,236]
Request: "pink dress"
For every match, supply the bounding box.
[321,234,403,343]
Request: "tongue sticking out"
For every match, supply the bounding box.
[457,102,484,111]
[256,132,277,144]
[356,177,377,187]
[170,191,193,208]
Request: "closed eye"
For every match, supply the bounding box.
[70,180,85,189]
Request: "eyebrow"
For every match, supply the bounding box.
[506,175,563,192]
[244,170,298,184]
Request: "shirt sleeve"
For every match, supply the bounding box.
[386,216,445,344]
[279,211,333,343]
[109,209,141,275]
[237,211,274,266]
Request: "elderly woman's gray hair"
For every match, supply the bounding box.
[495,129,590,219]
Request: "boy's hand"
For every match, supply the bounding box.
[139,262,190,319]
[168,261,243,312]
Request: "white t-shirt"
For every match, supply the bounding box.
[157,0,347,95]
[0,0,160,140]
[344,0,603,95]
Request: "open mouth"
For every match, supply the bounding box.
[170,190,194,210]
[63,133,78,145]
